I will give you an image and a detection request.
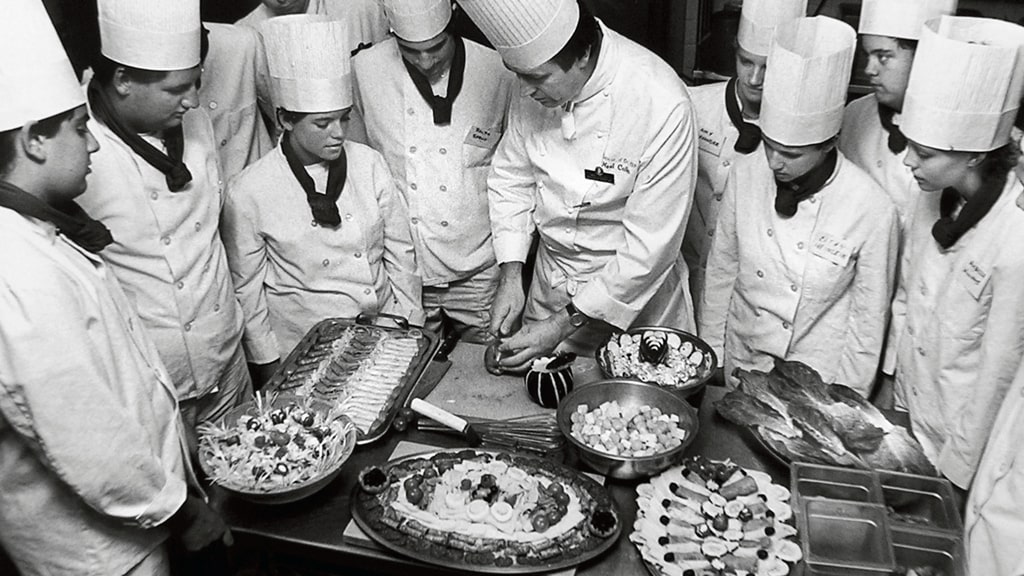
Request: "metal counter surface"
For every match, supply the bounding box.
[214,341,789,575]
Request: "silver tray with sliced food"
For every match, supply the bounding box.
[266,314,439,445]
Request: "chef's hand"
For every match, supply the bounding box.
[498,313,574,373]
[171,494,234,552]
[248,360,280,393]
[489,262,526,338]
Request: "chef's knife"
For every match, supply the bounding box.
[410,398,482,446]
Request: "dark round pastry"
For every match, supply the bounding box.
[358,466,388,494]
[589,507,619,538]
[525,356,574,409]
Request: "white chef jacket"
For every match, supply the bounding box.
[966,359,1024,576]
[237,0,387,57]
[79,108,248,403]
[699,151,899,396]
[682,80,760,322]
[200,22,274,181]
[349,37,513,287]
[489,23,698,346]
[222,141,424,363]
[890,175,1024,489]
[0,209,192,576]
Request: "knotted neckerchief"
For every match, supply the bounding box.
[878,103,908,155]
[931,170,1007,249]
[281,134,347,227]
[402,36,466,126]
[87,80,193,191]
[725,78,761,154]
[774,148,838,218]
[0,181,113,252]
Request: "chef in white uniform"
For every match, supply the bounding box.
[889,15,1024,490]
[79,0,252,451]
[459,0,698,367]
[840,0,957,230]
[0,2,229,573]
[222,16,423,387]
[349,0,514,343]
[237,0,387,58]
[700,16,899,396]
[683,0,806,319]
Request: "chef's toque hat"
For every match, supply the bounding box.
[98,0,201,71]
[383,0,452,43]
[902,16,1024,152]
[0,0,85,132]
[859,0,957,41]
[761,16,856,146]
[265,15,352,113]
[458,0,579,70]
[737,0,808,58]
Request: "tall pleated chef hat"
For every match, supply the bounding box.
[902,16,1024,152]
[458,0,579,70]
[737,0,808,57]
[859,0,958,41]
[0,0,85,132]
[761,16,857,146]
[265,15,352,113]
[98,0,201,71]
[383,0,452,43]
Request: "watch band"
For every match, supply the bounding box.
[565,301,588,328]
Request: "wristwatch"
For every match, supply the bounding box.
[565,301,589,328]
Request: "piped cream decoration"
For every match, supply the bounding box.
[858,0,958,41]
[0,0,85,131]
[98,0,201,71]
[458,0,579,70]
[902,16,1024,152]
[737,0,808,57]
[383,0,452,43]
[761,16,857,146]
[265,15,353,113]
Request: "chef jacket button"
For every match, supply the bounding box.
[790,284,798,293]
[410,183,418,191]
[214,304,220,312]
[714,194,722,201]
[176,281,184,290]
[364,288,372,295]
[564,227,571,234]
[797,242,805,250]
[754,310,762,317]
[151,192,159,200]
[722,160,730,168]
[209,101,218,110]
[707,230,713,237]
[917,347,926,356]
[220,139,228,147]
[876,160,884,168]
[756,270,764,278]
[345,213,353,221]
[440,185,447,192]
[411,217,419,224]
[439,147,447,154]
[354,252,361,258]
[441,221,449,227]
[407,108,414,115]
[782,321,791,330]
[194,222,201,231]
[322,259,330,267]
[409,146,417,153]
[311,220,318,227]
[920,286,926,296]
[767,228,774,237]
[161,236,171,245]
[809,197,817,204]
[184,322,192,332]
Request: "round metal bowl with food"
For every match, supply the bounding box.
[556,379,699,480]
[198,394,357,504]
[596,327,716,399]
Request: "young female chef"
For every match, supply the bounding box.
[888,15,1024,491]
[699,16,899,396]
[221,15,423,388]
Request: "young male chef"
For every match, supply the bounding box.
[237,0,387,57]
[683,0,806,319]
[699,16,899,395]
[79,0,252,450]
[0,2,229,573]
[349,0,514,342]
[839,0,957,229]
[459,0,698,369]
[889,15,1024,491]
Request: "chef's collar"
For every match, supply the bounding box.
[570,21,614,106]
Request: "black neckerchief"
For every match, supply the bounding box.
[774,147,838,218]
[87,79,193,192]
[401,36,466,126]
[878,103,907,155]
[725,78,761,154]
[281,134,347,227]
[931,171,1008,249]
[0,180,113,252]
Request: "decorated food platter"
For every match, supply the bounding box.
[351,448,621,573]
[597,327,716,397]
[631,456,802,576]
[267,316,439,444]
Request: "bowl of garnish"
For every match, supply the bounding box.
[596,327,716,401]
[198,393,357,504]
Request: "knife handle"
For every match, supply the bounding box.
[410,398,468,433]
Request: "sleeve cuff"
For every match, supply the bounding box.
[243,332,281,365]
[573,284,639,331]
[492,235,531,265]
[937,443,976,490]
[134,475,188,529]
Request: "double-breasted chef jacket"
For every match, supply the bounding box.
[350,36,514,287]
[489,22,698,351]
[683,80,760,322]
[199,22,274,180]
[966,355,1024,576]
[0,209,193,576]
[890,174,1024,489]
[700,150,899,396]
[79,108,250,406]
[222,141,424,364]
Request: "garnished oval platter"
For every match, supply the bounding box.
[351,448,621,573]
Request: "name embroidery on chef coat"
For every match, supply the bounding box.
[698,127,726,158]
[958,259,990,300]
[465,126,500,149]
[811,233,853,267]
